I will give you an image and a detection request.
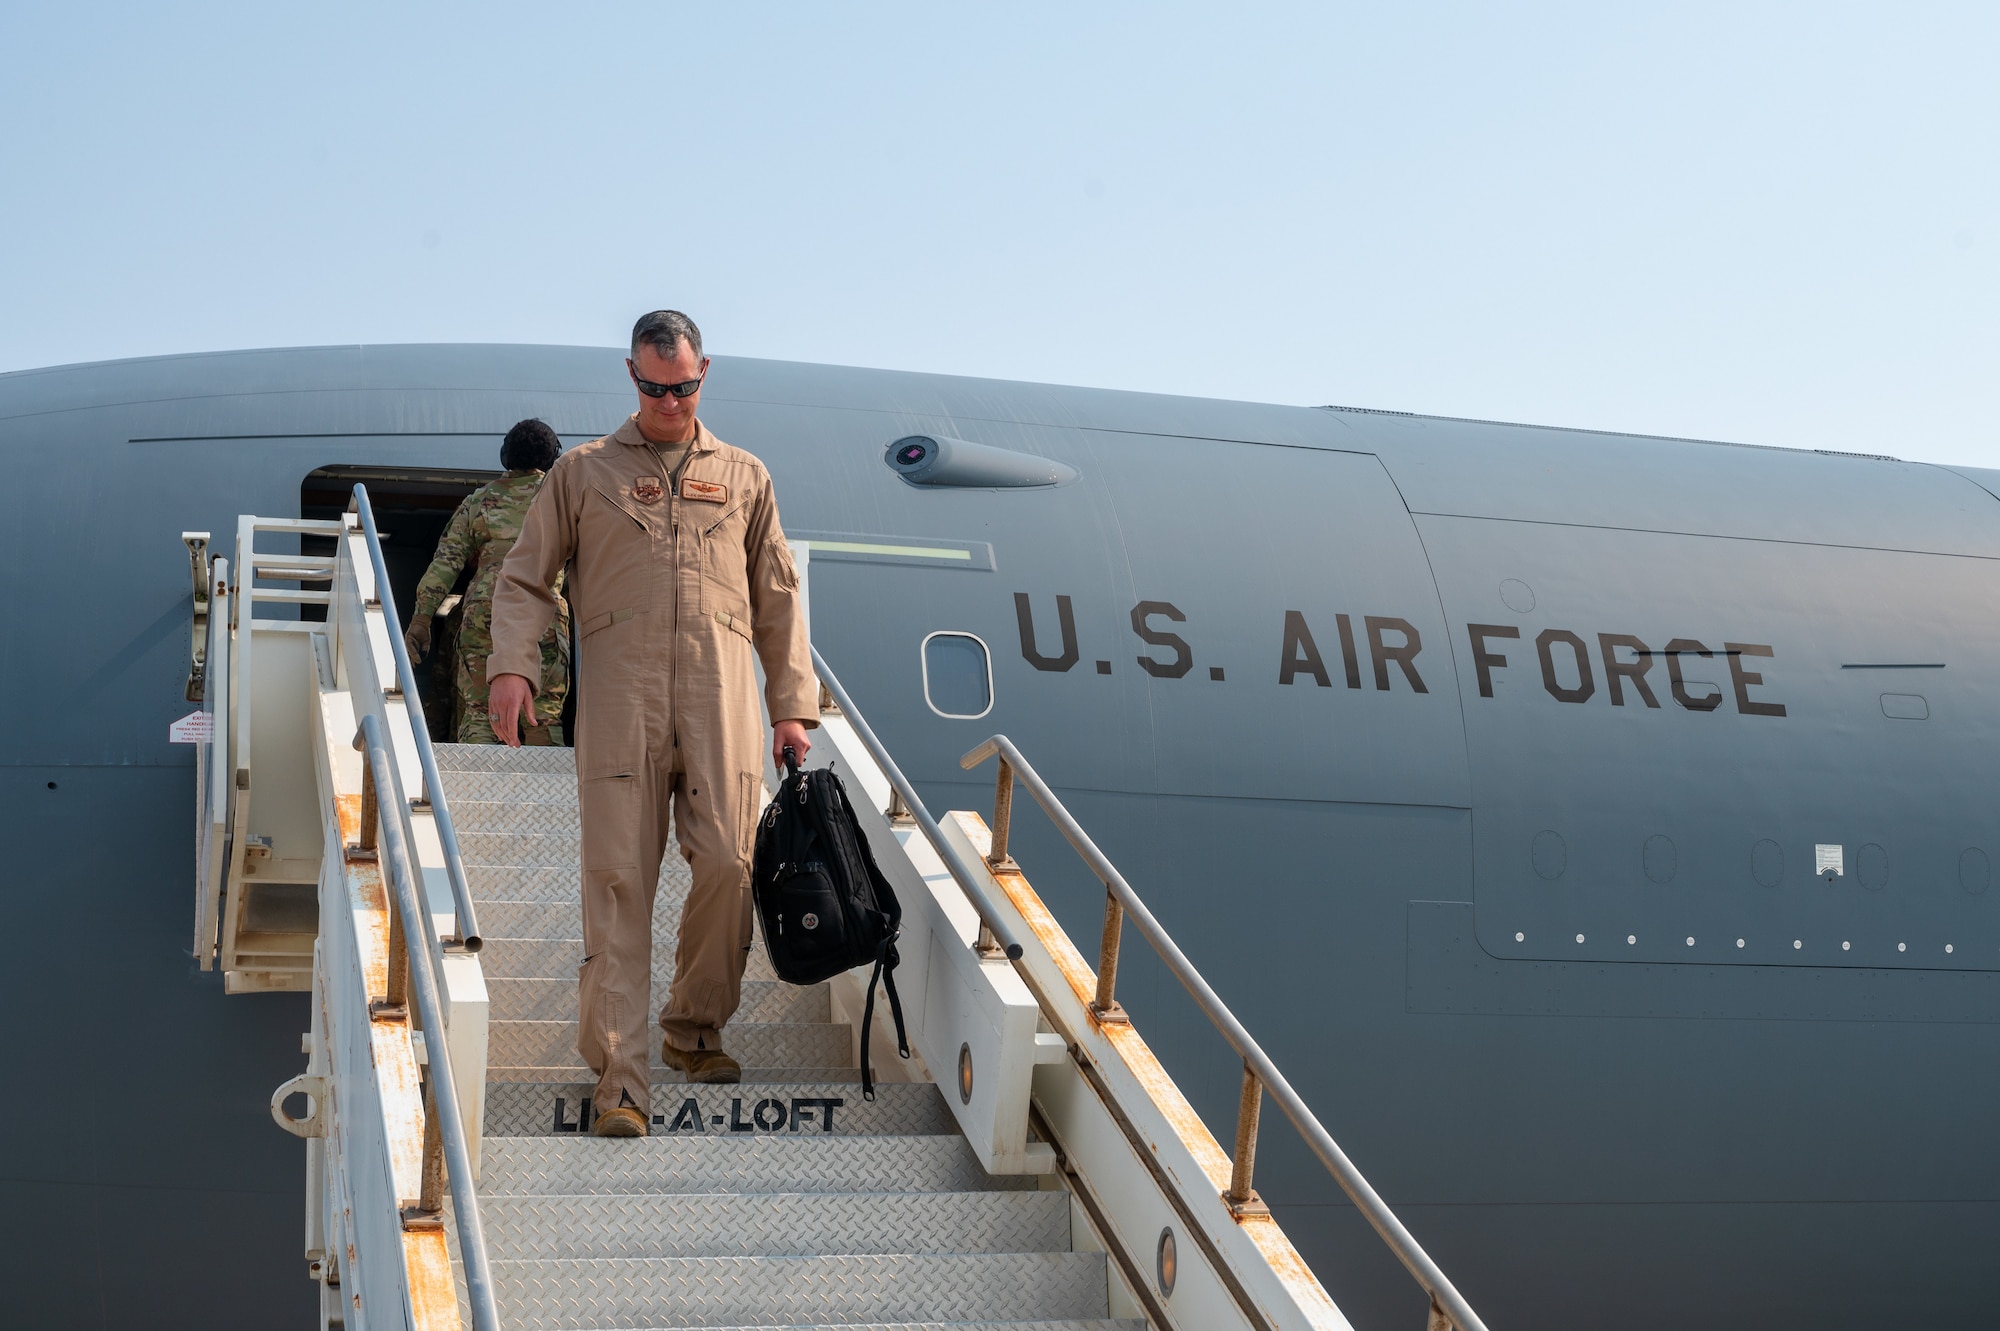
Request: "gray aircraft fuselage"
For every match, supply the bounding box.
[5,344,1996,1330]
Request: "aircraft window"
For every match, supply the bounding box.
[922,632,994,719]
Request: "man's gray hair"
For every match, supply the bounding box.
[631,309,703,364]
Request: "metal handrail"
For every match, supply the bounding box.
[962,734,1488,1331]
[810,647,1024,961]
[359,713,502,1331]
[350,484,483,951]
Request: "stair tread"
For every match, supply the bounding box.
[478,1251,1110,1329]
[444,778,579,801]
[487,1018,853,1078]
[477,1135,1036,1196]
[486,978,827,1024]
[440,744,1102,1331]
[479,938,778,983]
[536,1323,1143,1331]
[434,744,575,773]
[465,1190,1069,1259]
[487,1066,871,1086]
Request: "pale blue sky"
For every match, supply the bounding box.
[2,3,1994,464]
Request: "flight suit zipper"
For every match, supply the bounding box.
[668,452,679,754]
[647,432,720,758]
[653,434,707,757]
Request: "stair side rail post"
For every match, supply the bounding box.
[358,712,502,1331]
[349,484,483,952]
[807,646,1053,1175]
[962,733,1488,1331]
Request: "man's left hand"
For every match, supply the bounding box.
[772,719,812,771]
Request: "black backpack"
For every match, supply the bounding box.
[752,748,908,1097]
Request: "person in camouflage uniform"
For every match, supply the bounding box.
[405,419,572,744]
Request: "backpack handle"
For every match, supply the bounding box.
[781,744,800,780]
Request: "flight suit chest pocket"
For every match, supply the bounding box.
[586,482,661,540]
[695,498,752,617]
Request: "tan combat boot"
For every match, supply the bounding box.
[591,1095,647,1138]
[662,1038,742,1084]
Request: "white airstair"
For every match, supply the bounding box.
[438,741,1130,1330]
[183,488,1490,1331]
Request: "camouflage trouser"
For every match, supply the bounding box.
[454,634,570,745]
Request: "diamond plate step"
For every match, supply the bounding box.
[466,866,589,907]
[482,1251,1109,1329]
[468,1190,1069,1259]
[437,770,582,807]
[482,1081,951,1138]
[488,978,828,1024]
[479,938,777,984]
[489,1020,850,1073]
[473,905,703,948]
[557,1324,1143,1331]
[476,891,756,943]
[453,800,581,835]
[476,899,712,941]
[475,901,586,941]
[478,895,712,939]
[459,831,586,869]
[477,1136,1036,1196]
[461,832,753,883]
[492,1066,869,1088]
[434,743,575,774]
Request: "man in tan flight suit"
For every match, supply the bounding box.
[487,310,817,1138]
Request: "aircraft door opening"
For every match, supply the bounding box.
[299,464,526,743]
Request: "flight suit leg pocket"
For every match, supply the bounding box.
[688,978,726,1042]
[579,776,642,874]
[574,609,644,780]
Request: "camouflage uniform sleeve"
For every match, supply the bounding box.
[411,492,479,618]
[488,459,577,692]
[745,467,819,728]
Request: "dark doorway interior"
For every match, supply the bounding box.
[301,464,580,746]
[301,465,491,742]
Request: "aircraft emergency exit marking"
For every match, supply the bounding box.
[1012,594,1787,716]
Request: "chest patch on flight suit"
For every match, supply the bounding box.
[681,478,729,503]
[633,476,665,504]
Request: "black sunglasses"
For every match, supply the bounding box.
[628,360,707,399]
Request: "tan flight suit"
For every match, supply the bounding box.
[488,415,817,1116]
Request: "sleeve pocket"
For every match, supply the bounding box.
[765,535,800,592]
